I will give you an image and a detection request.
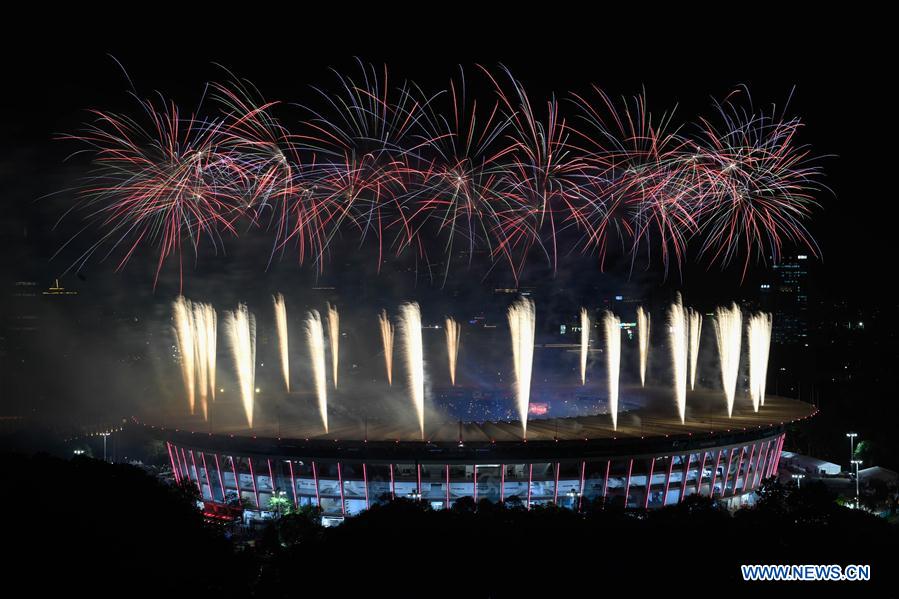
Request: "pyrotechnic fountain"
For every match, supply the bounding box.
[688,309,702,390]
[203,306,217,404]
[508,298,536,439]
[273,294,289,392]
[226,304,256,429]
[173,297,218,420]
[748,312,773,411]
[445,317,460,386]
[306,310,329,433]
[637,307,650,387]
[327,303,339,388]
[399,303,425,439]
[167,293,782,438]
[193,307,209,419]
[714,303,742,417]
[192,302,217,420]
[379,310,394,386]
[603,312,621,430]
[580,308,589,385]
[669,297,688,424]
[173,297,197,416]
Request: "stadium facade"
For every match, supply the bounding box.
[156,397,815,519]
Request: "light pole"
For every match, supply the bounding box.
[99,432,110,462]
[851,459,863,509]
[791,474,805,489]
[846,433,858,471]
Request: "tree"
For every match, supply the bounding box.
[268,491,291,516]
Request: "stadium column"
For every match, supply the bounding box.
[179,448,191,486]
[200,452,211,500]
[749,442,765,489]
[187,449,202,495]
[166,443,181,484]
[418,464,423,502]
[214,454,226,503]
[247,457,260,509]
[644,457,656,509]
[527,464,533,509]
[760,440,772,485]
[709,449,723,498]
[624,458,634,507]
[602,460,611,502]
[577,461,586,511]
[337,462,346,515]
[389,464,395,500]
[731,447,746,497]
[288,460,298,507]
[679,453,692,503]
[363,463,370,509]
[663,455,675,506]
[229,456,239,503]
[771,436,784,476]
[553,463,560,505]
[695,451,708,497]
[312,461,321,509]
[768,437,779,477]
[741,445,756,494]
[772,435,785,474]
[722,448,736,497]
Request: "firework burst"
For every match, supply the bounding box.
[62,66,824,285]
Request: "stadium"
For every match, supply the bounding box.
[148,388,817,521]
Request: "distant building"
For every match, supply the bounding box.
[760,255,810,345]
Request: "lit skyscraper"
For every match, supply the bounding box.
[760,255,810,345]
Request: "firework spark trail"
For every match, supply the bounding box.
[192,302,217,420]
[507,298,536,440]
[327,303,339,388]
[399,303,425,440]
[63,66,824,287]
[379,310,395,386]
[669,296,689,424]
[688,309,703,390]
[305,310,328,433]
[603,312,621,431]
[226,304,256,429]
[580,308,590,385]
[172,297,197,415]
[637,307,650,387]
[748,312,773,411]
[445,317,461,386]
[714,303,743,417]
[273,294,290,391]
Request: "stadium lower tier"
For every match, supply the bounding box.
[165,432,786,517]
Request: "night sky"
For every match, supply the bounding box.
[1,17,894,429]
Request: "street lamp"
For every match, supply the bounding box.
[791,474,805,489]
[846,433,858,471]
[851,459,863,509]
[99,432,111,462]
